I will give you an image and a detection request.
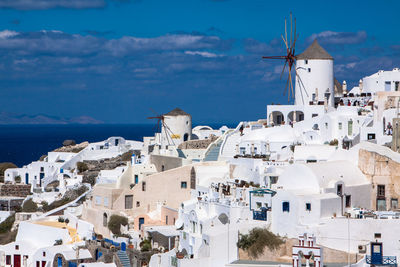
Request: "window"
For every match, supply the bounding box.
[305,60,308,64]
[337,184,343,196]
[43,252,45,257]
[306,203,311,211]
[368,133,376,140]
[391,198,398,210]
[190,167,196,189]
[385,81,391,91]
[103,213,108,227]
[282,201,290,212]
[6,255,11,265]
[348,120,353,136]
[345,195,351,208]
[308,68,311,73]
[136,201,140,207]
[270,176,278,185]
[200,224,203,234]
[256,202,262,209]
[338,122,342,130]
[16,245,19,250]
[181,182,187,189]
[239,147,246,155]
[40,167,44,172]
[125,195,133,209]
[142,182,146,191]
[325,122,328,129]
[95,196,101,205]
[165,216,168,224]
[378,185,385,197]
[395,81,399,91]
[134,175,139,184]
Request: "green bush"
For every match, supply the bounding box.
[22,199,38,212]
[14,175,21,183]
[140,239,152,252]
[237,227,284,259]
[329,139,339,146]
[0,214,15,234]
[41,201,49,211]
[76,162,88,173]
[107,214,128,235]
[121,151,133,162]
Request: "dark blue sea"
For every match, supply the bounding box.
[0,123,235,167]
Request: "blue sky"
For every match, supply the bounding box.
[1,0,400,123]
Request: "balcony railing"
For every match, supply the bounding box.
[253,209,267,221]
[366,255,397,266]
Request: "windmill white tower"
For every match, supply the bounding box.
[295,39,334,107]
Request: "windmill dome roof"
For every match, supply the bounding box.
[297,39,333,60]
[165,108,191,116]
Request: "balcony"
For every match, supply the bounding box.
[253,209,267,221]
[366,256,397,266]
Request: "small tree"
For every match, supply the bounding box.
[237,227,284,259]
[22,199,38,212]
[121,151,133,162]
[140,239,152,252]
[329,139,339,146]
[76,162,88,173]
[14,175,21,183]
[107,214,128,235]
[0,214,15,234]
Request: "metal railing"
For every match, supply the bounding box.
[366,256,397,266]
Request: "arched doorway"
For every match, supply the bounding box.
[103,213,108,227]
[184,133,189,141]
[287,111,305,123]
[270,111,285,125]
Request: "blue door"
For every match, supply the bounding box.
[57,257,62,267]
[25,173,29,184]
[68,262,77,267]
[371,242,383,264]
[139,218,145,230]
[121,242,126,251]
[135,175,139,184]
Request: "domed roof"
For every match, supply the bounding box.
[296,39,333,60]
[165,108,190,116]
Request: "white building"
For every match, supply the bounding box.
[271,160,371,237]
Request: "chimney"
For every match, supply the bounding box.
[343,80,347,94]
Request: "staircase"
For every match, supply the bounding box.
[117,250,131,267]
[218,122,244,159]
[203,139,223,161]
[219,132,241,159]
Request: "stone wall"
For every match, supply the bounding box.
[239,238,358,264]
[178,136,218,149]
[0,184,31,197]
[358,149,400,210]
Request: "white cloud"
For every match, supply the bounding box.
[184,51,221,58]
[0,30,18,39]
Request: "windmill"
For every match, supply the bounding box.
[262,13,307,102]
[147,110,176,147]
